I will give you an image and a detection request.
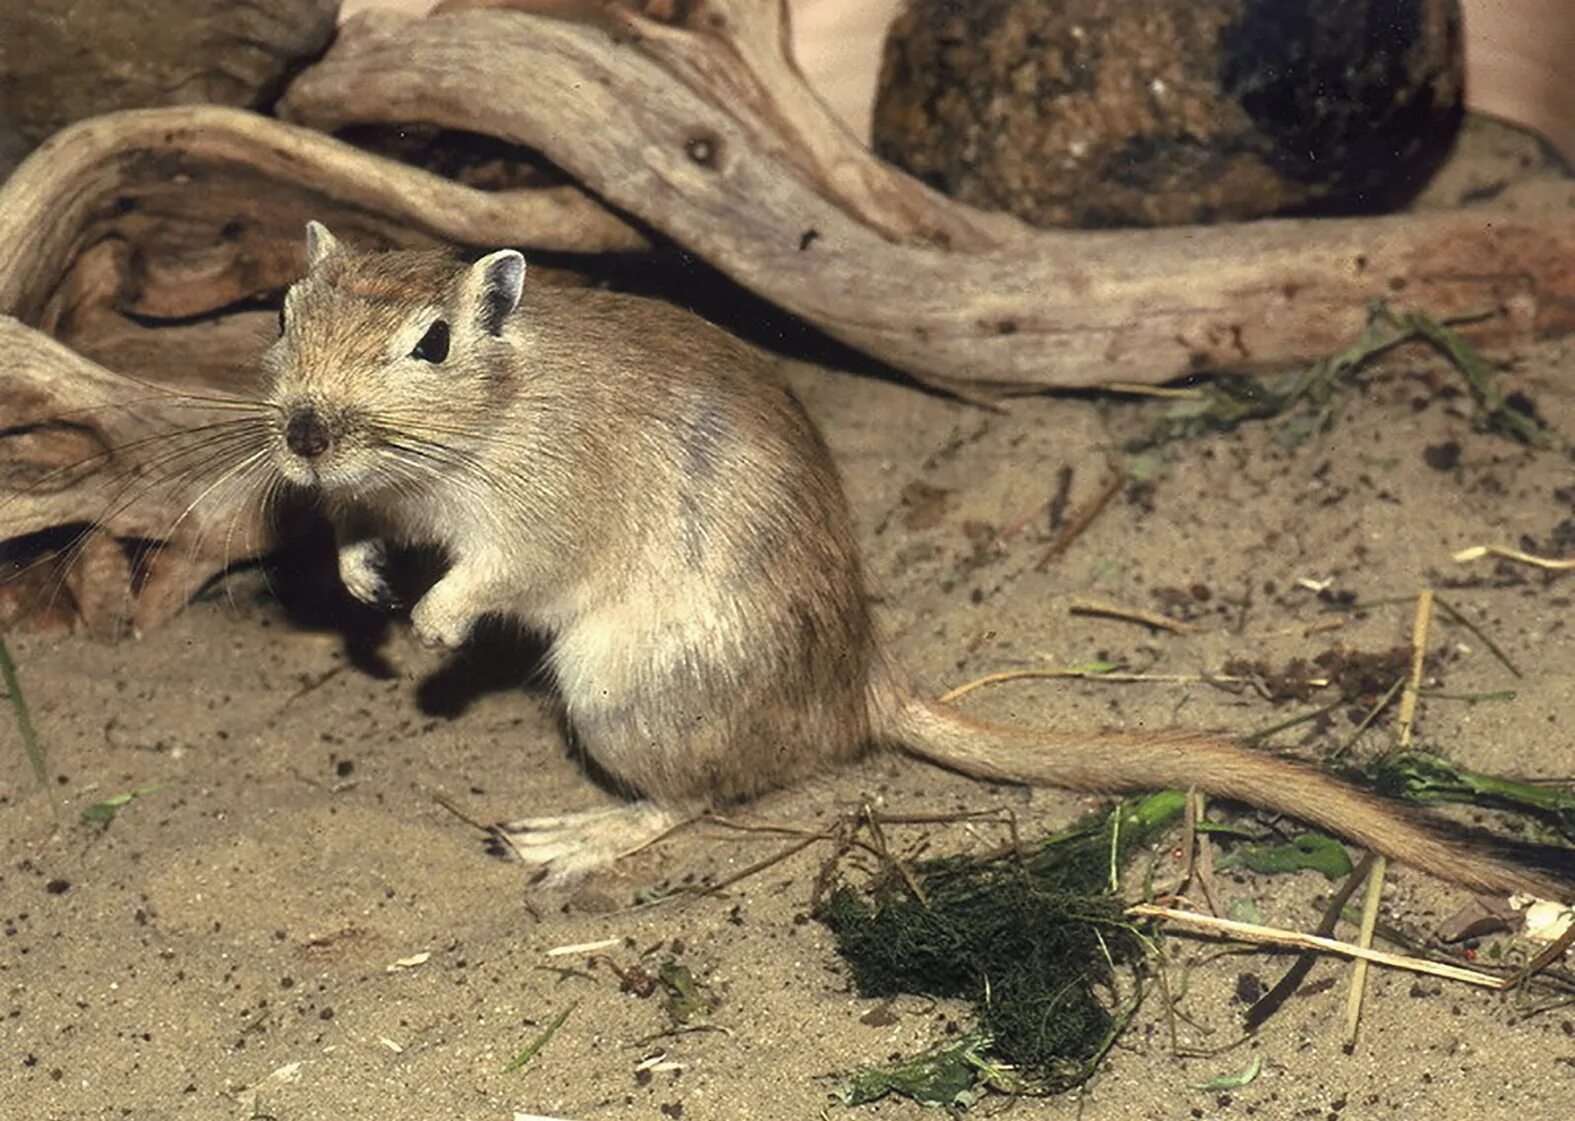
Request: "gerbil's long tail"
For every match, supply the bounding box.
[876,688,1567,899]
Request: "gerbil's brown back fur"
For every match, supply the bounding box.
[262,227,1568,897]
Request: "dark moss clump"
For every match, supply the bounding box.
[818,792,1184,1092]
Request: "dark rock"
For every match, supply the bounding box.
[874,0,1463,228]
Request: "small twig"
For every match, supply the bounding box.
[698,832,827,897]
[544,938,622,958]
[432,792,494,835]
[1187,790,1221,916]
[1245,854,1377,1031]
[1347,588,1434,1048]
[1047,464,1075,531]
[1330,677,1406,759]
[283,662,348,704]
[1129,904,1508,989]
[1069,597,1195,635]
[1388,590,1433,759]
[1343,856,1388,1048]
[1101,382,1207,399]
[863,804,930,907]
[1419,689,1517,703]
[1034,467,1126,570]
[1433,595,1523,678]
[941,666,1330,705]
[1452,544,1575,571]
[1244,700,1342,744]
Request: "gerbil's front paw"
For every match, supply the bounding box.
[409,594,474,649]
[338,539,396,609]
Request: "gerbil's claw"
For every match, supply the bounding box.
[494,803,685,886]
[372,588,403,612]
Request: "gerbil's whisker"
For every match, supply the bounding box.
[6,418,277,628]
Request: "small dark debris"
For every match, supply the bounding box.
[1316,645,1413,706]
[1152,586,1204,623]
[861,1003,900,1027]
[1047,466,1074,531]
[1221,655,1321,703]
[900,481,953,531]
[959,520,1003,570]
[1233,973,1264,1004]
[1422,441,1461,471]
[44,879,69,895]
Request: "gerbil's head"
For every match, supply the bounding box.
[261,221,527,494]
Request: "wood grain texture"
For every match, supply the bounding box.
[281,1,1575,392]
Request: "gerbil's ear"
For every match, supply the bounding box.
[304,221,340,268]
[468,250,526,337]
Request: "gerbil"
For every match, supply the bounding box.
[260,223,1560,898]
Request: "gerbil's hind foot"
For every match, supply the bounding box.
[496,803,687,886]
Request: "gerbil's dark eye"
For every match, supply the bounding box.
[411,319,450,363]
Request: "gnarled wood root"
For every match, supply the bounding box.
[3,0,1575,632]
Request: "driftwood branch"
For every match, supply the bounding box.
[276,0,1575,392]
[0,105,644,330]
[0,316,271,633]
[3,0,1575,630]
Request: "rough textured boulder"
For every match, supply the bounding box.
[875,0,1463,227]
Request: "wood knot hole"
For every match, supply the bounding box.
[685,133,720,168]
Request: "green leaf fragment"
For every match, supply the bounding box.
[1192,821,1268,840]
[1217,833,1352,880]
[1127,302,1562,452]
[658,958,714,1025]
[833,1033,998,1108]
[1369,752,1575,840]
[81,782,171,824]
[1196,1054,1263,1091]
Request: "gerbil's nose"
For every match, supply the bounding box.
[285,408,332,460]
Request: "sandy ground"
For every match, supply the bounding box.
[4,121,1575,1120]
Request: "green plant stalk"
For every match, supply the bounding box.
[501,1001,577,1074]
[1392,308,1550,446]
[1371,752,1575,836]
[0,636,58,818]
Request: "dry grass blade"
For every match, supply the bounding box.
[939,666,1289,705]
[1346,589,1435,1047]
[1130,904,1508,989]
[1068,598,1195,635]
[1453,544,1575,571]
